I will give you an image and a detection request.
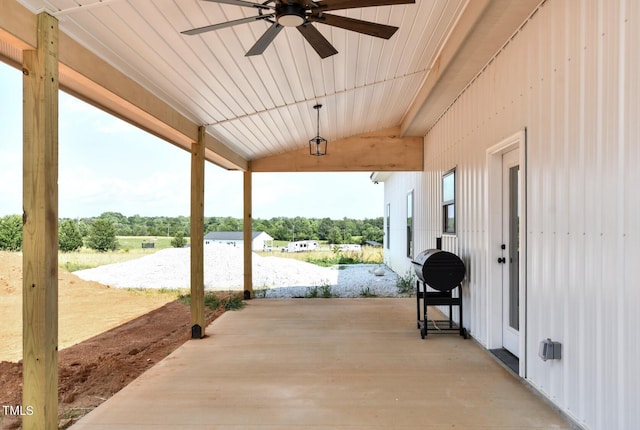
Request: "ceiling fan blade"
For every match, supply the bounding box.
[182,14,275,35]
[246,23,284,56]
[314,0,414,12]
[309,13,398,39]
[297,23,338,59]
[201,0,274,10]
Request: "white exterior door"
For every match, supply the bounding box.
[501,148,520,356]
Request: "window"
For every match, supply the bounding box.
[386,203,391,249]
[442,169,456,234]
[407,190,414,258]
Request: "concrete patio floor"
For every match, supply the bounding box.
[72,298,573,429]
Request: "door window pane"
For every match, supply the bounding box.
[407,191,413,258]
[444,204,455,234]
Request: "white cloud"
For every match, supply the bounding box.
[252,172,383,219]
[59,165,193,217]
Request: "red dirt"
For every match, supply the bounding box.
[0,251,230,429]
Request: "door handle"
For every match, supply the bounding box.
[497,257,506,264]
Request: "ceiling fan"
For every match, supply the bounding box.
[182,0,415,59]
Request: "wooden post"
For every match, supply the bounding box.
[22,12,59,430]
[243,170,253,298]
[190,126,205,338]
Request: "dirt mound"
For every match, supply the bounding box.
[0,251,179,362]
[0,251,228,429]
[0,300,223,429]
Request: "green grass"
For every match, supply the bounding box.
[254,287,269,298]
[58,236,184,271]
[304,286,319,298]
[59,249,149,271]
[115,236,180,251]
[257,246,383,266]
[359,286,378,297]
[305,253,363,266]
[178,292,245,311]
[124,288,186,301]
[320,284,333,298]
[304,282,333,298]
[396,269,417,296]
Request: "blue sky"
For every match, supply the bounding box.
[0,62,383,220]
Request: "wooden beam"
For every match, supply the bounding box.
[0,0,36,49]
[0,0,34,68]
[22,13,59,430]
[190,126,205,339]
[251,128,423,172]
[204,134,247,171]
[243,170,253,298]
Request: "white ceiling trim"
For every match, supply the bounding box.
[7,0,527,168]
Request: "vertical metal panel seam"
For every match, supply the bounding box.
[616,1,627,427]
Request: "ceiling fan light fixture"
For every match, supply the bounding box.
[278,14,305,27]
[276,4,306,27]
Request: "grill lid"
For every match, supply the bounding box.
[411,249,466,291]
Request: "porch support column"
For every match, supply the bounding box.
[190,126,205,338]
[243,170,253,298]
[22,12,59,430]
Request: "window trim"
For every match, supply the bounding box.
[386,203,391,249]
[407,190,414,259]
[442,168,456,235]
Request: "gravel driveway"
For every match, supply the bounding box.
[75,245,402,298]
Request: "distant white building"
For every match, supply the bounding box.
[204,231,273,251]
[286,240,319,253]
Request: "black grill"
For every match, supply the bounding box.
[412,248,468,339]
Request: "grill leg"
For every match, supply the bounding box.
[416,280,420,329]
[422,283,428,337]
[458,285,465,338]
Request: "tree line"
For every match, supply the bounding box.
[0,212,384,252]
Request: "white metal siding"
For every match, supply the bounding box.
[384,1,639,429]
[383,171,423,276]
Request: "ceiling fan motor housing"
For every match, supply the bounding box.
[276,3,307,27]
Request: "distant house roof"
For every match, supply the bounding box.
[364,241,383,247]
[204,231,272,241]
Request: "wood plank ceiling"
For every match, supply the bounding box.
[10,0,466,163]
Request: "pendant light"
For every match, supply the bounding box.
[309,103,328,156]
